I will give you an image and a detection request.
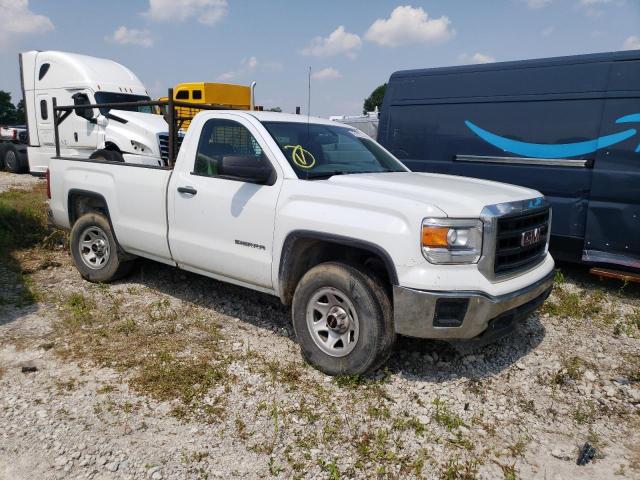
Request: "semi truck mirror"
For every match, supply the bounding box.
[72,93,96,122]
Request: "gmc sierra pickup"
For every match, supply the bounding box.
[47,111,554,375]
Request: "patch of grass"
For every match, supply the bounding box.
[54,289,230,421]
[392,412,427,437]
[0,186,66,306]
[498,462,518,480]
[507,438,527,458]
[440,456,480,480]
[432,398,464,431]
[62,292,96,327]
[541,286,607,320]
[572,400,598,425]
[132,350,229,406]
[268,456,284,476]
[318,458,341,480]
[613,309,640,338]
[552,355,595,386]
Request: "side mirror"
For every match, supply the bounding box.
[219,155,273,184]
[72,93,96,122]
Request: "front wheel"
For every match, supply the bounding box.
[70,213,134,282]
[292,262,395,376]
[90,149,124,162]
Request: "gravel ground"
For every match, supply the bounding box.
[0,179,639,479]
[0,171,42,193]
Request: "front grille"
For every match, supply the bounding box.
[494,207,550,275]
[158,133,184,164]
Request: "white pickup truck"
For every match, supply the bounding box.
[48,111,554,375]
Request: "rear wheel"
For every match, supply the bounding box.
[4,145,23,173]
[70,213,134,282]
[292,262,395,376]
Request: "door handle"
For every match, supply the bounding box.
[177,186,197,195]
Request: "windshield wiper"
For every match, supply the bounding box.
[305,171,346,180]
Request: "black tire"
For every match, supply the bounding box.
[89,149,123,162]
[291,262,395,376]
[70,213,134,283]
[4,144,23,173]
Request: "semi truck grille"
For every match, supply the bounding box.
[494,207,550,275]
[158,133,183,164]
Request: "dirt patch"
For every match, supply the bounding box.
[0,171,42,194]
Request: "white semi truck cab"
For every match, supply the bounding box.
[20,50,170,174]
[47,111,555,375]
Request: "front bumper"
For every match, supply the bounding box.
[393,270,554,340]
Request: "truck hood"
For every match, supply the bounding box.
[326,172,541,217]
[109,110,168,134]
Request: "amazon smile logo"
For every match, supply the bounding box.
[465,113,640,159]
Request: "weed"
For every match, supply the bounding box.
[554,269,565,284]
[498,462,518,480]
[507,438,527,457]
[318,458,341,479]
[268,456,284,476]
[235,417,248,440]
[432,398,464,431]
[552,355,595,385]
[392,413,427,436]
[572,401,598,425]
[440,456,479,480]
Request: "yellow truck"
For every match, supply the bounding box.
[159,82,255,130]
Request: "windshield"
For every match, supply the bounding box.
[94,92,153,115]
[261,121,407,179]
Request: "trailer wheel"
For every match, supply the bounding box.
[70,213,134,283]
[3,145,23,173]
[291,262,395,376]
[89,149,124,162]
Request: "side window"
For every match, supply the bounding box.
[176,90,189,100]
[192,90,202,100]
[194,119,266,179]
[40,99,48,120]
[38,63,50,81]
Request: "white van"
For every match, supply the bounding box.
[20,50,169,174]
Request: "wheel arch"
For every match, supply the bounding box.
[67,189,127,254]
[278,230,398,306]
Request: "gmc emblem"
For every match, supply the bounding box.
[521,227,542,247]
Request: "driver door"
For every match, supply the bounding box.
[168,115,282,288]
[59,89,99,151]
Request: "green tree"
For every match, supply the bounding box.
[363,83,386,114]
[15,99,25,124]
[0,91,18,124]
[267,106,282,112]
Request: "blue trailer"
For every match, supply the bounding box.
[378,50,640,271]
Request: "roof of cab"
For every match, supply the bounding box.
[247,111,347,127]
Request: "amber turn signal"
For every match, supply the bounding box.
[421,226,450,248]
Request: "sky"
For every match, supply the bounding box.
[0,0,639,118]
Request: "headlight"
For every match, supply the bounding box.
[421,218,483,264]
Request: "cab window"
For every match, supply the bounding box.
[192,90,202,100]
[194,118,266,180]
[176,90,189,100]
